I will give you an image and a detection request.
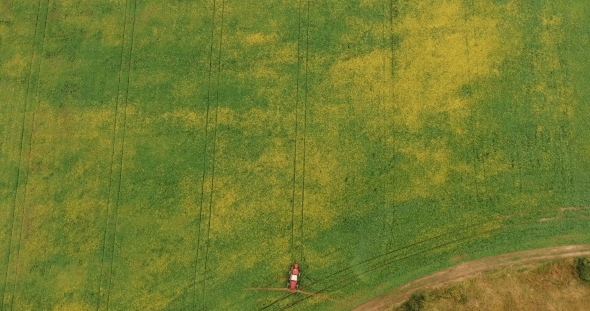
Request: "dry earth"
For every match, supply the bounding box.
[353,245,590,311]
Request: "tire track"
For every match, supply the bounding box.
[317,214,590,305]
[0,1,42,308]
[192,0,218,309]
[309,220,491,284]
[102,0,138,309]
[201,0,225,309]
[291,0,303,265]
[259,293,293,311]
[299,0,310,266]
[280,234,496,310]
[538,0,570,198]
[556,2,581,204]
[259,218,496,310]
[463,0,484,208]
[387,0,399,252]
[259,206,590,310]
[513,9,534,200]
[290,0,310,265]
[266,4,582,309]
[1,1,47,309]
[279,214,590,310]
[548,1,574,200]
[96,0,130,309]
[259,219,494,310]
[354,244,590,311]
[308,206,588,287]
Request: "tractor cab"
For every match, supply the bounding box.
[288,263,300,292]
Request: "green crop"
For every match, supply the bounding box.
[1,0,589,310]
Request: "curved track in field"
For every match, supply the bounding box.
[258,207,590,310]
[352,244,590,311]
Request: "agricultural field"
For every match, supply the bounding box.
[0,0,589,310]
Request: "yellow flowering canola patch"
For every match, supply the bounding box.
[1,0,589,310]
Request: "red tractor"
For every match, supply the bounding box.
[246,263,334,301]
[288,263,300,292]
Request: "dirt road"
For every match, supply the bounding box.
[353,244,590,311]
